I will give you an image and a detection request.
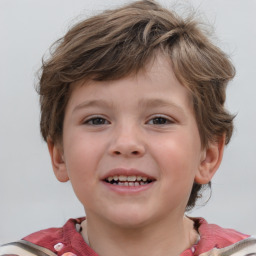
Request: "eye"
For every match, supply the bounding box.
[83,116,110,125]
[147,116,174,125]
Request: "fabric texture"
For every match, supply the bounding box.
[1,217,255,256]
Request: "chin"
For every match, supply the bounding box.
[103,206,156,229]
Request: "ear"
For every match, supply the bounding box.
[47,138,69,182]
[195,136,225,184]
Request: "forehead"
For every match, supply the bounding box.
[67,54,193,112]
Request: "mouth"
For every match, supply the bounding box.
[104,175,154,186]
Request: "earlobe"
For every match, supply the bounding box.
[47,138,69,182]
[195,136,225,184]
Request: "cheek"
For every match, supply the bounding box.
[152,133,201,179]
[155,134,200,166]
[63,141,99,206]
[156,138,198,207]
[63,134,101,181]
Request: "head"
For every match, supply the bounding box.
[38,0,235,210]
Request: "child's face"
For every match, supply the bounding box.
[54,55,209,227]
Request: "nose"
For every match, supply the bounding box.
[108,124,146,157]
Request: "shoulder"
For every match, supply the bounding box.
[194,218,256,256]
[0,218,92,256]
[0,240,57,256]
[199,236,256,256]
[23,218,86,252]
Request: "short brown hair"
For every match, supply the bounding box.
[38,0,235,210]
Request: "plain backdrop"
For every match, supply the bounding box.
[0,0,255,244]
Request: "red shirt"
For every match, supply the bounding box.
[23,217,249,256]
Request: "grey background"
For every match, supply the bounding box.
[0,0,255,244]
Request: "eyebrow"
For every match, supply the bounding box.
[138,98,187,115]
[73,98,186,115]
[73,99,113,113]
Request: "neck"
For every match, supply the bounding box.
[81,214,198,256]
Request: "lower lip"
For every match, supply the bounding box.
[101,181,155,194]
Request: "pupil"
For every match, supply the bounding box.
[93,118,105,125]
[153,117,166,124]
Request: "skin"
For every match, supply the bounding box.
[48,55,224,256]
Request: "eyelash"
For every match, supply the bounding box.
[147,115,174,125]
[82,115,174,126]
[83,116,110,125]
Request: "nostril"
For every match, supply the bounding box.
[113,150,140,155]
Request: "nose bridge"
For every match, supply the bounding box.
[109,119,145,157]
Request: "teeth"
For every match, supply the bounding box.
[105,175,153,187]
[107,177,113,182]
[127,176,136,181]
[106,175,150,182]
[119,175,126,181]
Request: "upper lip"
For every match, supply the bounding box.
[101,168,156,181]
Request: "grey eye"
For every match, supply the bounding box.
[148,117,173,125]
[85,117,109,125]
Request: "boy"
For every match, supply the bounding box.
[1,0,255,255]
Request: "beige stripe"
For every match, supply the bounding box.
[199,237,256,256]
[17,240,57,256]
[0,240,57,256]
[0,244,37,256]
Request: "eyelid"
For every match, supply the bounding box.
[82,115,110,125]
[146,114,175,124]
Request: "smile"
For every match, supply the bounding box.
[104,175,153,186]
